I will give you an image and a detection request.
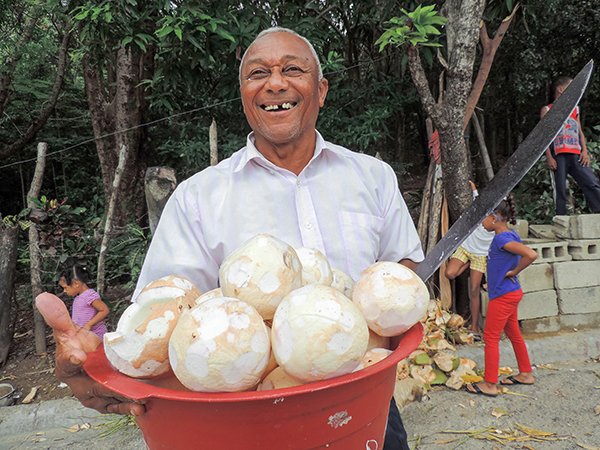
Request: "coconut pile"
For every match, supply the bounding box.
[103,233,431,393]
[394,298,480,407]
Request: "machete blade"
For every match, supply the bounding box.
[414,60,594,282]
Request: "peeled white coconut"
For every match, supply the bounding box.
[272,284,369,382]
[353,262,429,337]
[367,330,391,351]
[295,247,333,286]
[257,367,304,391]
[219,234,302,320]
[331,268,354,298]
[353,348,393,371]
[168,296,270,392]
[195,287,223,305]
[260,325,278,380]
[103,275,200,378]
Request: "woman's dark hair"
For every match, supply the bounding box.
[551,76,572,101]
[59,264,90,285]
[494,194,517,225]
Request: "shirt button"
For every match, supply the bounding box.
[305,222,313,230]
[296,180,301,187]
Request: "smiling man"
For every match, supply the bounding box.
[37,28,423,450]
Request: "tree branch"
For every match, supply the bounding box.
[463,3,520,129]
[0,28,70,159]
[407,46,444,128]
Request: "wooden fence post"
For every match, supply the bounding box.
[209,118,218,166]
[97,144,128,297]
[28,142,47,355]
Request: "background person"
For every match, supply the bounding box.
[445,181,494,338]
[542,76,600,215]
[465,195,537,397]
[58,264,109,339]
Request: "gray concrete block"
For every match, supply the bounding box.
[559,312,600,330]
[520,316,561,334]
[567,239,600,260]
[520,263,554,293]
[519,290,559,320]
[553,260,600,289]
[509,218,529,239]
[573,214,600,239]
[557,286,600,314]
[529,224,556,240]
[552,215,573,239]
[523,240,572,264]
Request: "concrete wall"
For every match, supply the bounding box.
[482,214,600,333]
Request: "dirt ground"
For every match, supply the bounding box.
[0,312,69,405]
[0,286,130,406]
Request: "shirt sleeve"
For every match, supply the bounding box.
[496,231,519,250]
[133,181,220,300]
[377,163,425,263]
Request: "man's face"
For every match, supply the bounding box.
[240,32,328,148]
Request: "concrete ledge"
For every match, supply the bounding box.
[524,240,572,264]
[520,316,561,334]
[519,290,558,320]
[529,224,556,240]
[568,239,600,260]
[520,263,554,293]
[457,328,600,367]
[553,260,600,289]
[558,286,600,314]
[553,214,600,239]
[560,312,600,330]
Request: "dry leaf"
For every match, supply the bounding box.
[515,423,555,437]
[461,374,484,383]
[594,405,600,415]
[469,399,475,407]
[577,442,600,450]
[536,363,558,371]
[498,366,513,375]
[67,424,81,433]
[491,407,509,418]
[21,387,38,404]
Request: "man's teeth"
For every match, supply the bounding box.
[263,102,294,111]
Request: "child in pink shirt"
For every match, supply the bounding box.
[58,265,109,339]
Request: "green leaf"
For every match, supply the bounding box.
[156,25,174,38]
[187,34,204,51]
[121,36,133,46]
[134,38,147,53]
[215,28,235,43]
[174,26,183,41]
[74,9,90,20]
[507,0,514,11]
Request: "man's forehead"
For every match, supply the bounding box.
[244,33,312,62]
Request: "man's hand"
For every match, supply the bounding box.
[547,156,557,170]
[580,151,590,167]
[35,293,145,416]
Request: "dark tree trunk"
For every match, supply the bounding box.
[0,226,19,367]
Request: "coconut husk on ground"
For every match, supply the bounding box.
[394,299,480,407]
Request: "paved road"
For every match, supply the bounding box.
[1,329,599,450]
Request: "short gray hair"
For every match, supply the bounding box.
[239,27,323,83]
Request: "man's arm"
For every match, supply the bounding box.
[577,114,590,166]
[399,259,418,271]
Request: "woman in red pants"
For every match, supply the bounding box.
[465,195,538,397]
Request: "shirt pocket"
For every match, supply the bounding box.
[338,211,384,276]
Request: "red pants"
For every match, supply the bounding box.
[483,289,532,383]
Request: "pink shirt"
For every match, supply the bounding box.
[72,288,107,338]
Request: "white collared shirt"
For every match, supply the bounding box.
[134,131,424,297]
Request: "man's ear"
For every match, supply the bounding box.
[318,78,329,107]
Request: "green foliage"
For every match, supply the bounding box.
[375,4,447,51]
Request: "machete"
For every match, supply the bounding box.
[414,60,594,282]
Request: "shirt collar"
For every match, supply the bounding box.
[233,130,339,173]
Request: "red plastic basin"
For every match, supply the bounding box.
[84,323,423,450]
